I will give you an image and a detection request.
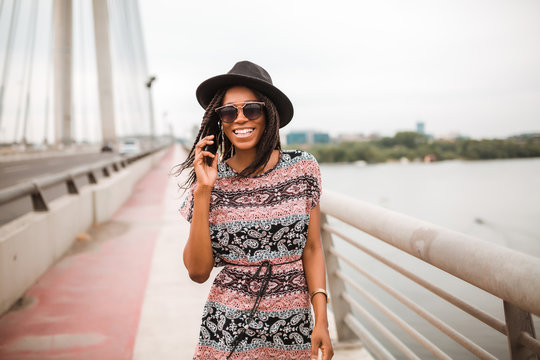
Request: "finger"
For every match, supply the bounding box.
[205,152,217,167]
[322,348,331,360]
[194,153,215,168]
[199,134,214,141]
[193,152,205,163]
[200,151,215,159]
[195,137,214,150]
[200,135,215,142]
[322,342,334,360]
[193,154,208,167]
[311,343,319,360]
[195,142,214,154]
[211,153,219,168]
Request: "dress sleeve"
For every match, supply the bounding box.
[179,181,196,223]
[304,152,322,210]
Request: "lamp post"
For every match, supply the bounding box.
[145,75,156,146]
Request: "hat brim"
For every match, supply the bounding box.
[196,74,294,128]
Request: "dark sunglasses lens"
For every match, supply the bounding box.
[218,106,237,123]
[243,103,263,120]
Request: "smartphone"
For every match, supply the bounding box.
[204,142,217,166]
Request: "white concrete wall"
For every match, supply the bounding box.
[0,148,169,315]
[92,149,166,224]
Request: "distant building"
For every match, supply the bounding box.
[313,133,330,143]
[286,132,307,145]
[416,122,425,134]
[286,131,330,145]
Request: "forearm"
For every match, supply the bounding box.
[183,185,215,283]
[303,245,329,327]
[303,205,333,358]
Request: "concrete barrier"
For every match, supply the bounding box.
[0,147,169,316]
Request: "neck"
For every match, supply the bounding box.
[230,148,258,171]
[228,148,280,175]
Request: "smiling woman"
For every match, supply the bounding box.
[173,61,334,360]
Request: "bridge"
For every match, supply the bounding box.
[0,1,539,359]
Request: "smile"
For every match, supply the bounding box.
[232,128,255,138]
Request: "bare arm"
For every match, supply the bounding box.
[183,135,218,283]
[302,204,334,359]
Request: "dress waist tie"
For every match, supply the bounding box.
[223,258,302,359]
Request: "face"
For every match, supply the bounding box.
[220,86,266,152]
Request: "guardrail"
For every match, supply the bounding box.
[0,146,166,212]
[0,144,172,316]
[321,190,540,359]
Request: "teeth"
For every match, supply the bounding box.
[233,128,254,135]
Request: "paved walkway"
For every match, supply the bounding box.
[0,144,370,359]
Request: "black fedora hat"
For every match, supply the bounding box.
[196,61,294,128]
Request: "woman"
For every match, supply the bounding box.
[177,61,333,360]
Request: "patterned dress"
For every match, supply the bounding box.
[180,150,322,360]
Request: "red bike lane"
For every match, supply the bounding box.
[0,146,176,360]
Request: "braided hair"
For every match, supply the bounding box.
[175,87,281,190]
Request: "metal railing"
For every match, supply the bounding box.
[321,190,540,360]
[0,146,167,212]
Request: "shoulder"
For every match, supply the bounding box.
[281,149,319,165]
[282,150,322,208]
[281,149,321,182]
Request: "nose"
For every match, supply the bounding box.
[234,108,248,123]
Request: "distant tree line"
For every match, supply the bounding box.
[287,132,540,163]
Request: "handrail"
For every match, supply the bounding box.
[0,157,124,204]
[0,145,169,209]
[321,190,540,316]
[323,223,507,335]
[320,189,540,359]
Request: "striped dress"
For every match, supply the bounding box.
[180,150,321,360]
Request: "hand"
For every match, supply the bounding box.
[193,135,218,188]
[311,323,334,359]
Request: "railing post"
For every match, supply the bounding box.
[504,301,539,359]
[31,182,48,211]
[66,175,79,194]
[87,171,97,184]
[320,212,357,342]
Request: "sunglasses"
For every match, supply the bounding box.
[215,101,265,123]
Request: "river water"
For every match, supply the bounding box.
[319,157,540,359]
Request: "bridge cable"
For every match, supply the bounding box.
[21,0,39,145]
[121,0,144,136]
[127,0,151,136]
[75,0,88,143]
[130,0,152,135]
[43,0,54,145]
[0,0,21,139]
[109,0,131,136]
[14,0,37,143]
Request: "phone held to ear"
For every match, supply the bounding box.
[204,143,217,166]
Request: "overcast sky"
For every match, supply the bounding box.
[139,0,540,140]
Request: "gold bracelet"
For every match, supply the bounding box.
[310,288,329,304]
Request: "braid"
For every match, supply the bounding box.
[173,89,226,190]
